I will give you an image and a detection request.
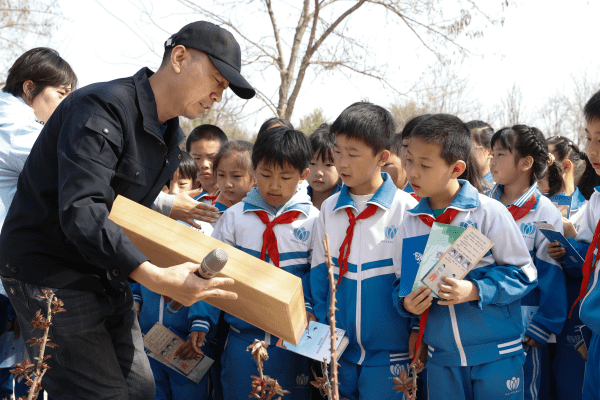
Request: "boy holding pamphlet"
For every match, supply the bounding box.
[393,114,537,400]
[310,102,418,400]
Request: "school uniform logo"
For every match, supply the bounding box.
[390,363,406,377]
[460,220,478,229]
[520,222,536,237]
[296,374,309,386]
[383,225,398,243]
[506,376,521,392]
[291,227,310,245]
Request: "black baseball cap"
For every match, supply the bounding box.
[165,21,255,100]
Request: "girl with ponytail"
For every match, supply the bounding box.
[489,125,567,400]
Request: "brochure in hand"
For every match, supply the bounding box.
[551,194,572,219]
[143,322,213,383]
[411,223,466,297]
[276,321,349,363]
[535,221,584,269]
[398,234,429,297]
[421,225,494,296]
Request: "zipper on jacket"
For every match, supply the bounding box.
[448,305,467,366]
[356,219,366,365]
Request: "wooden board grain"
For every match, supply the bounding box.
[108,195,307,345]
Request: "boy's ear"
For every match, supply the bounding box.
[378,150,390,166]
[450,160,467,178]
[486,148,493,160]
[300,168,310,181]
[563,159,572,171]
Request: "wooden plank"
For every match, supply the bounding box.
[108,195,307,345]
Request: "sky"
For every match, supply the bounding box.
[42,0,600,134]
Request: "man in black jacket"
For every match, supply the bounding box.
[0,21,254,399]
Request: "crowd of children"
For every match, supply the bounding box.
[132,90,600,400]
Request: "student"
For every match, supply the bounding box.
[307,123,341,210]
[399,114,430,197]
[310,102,418,400]
[541,136,594,400]
[489,125,567,400]
[186,124,228,205]
[563,90,600,400]
[187,126,318,400]
[257,117,294,137]
[382,132,409,190]
[466,120,495,195]
[213,140,256,212]
[394,114,537,400]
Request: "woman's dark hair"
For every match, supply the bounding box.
[213,140,254,179]
[466,120,494,149]
[257,117,294,136]
[491,125,565,198]
[309,123,335,163]
[547,135,599,200]
[177,151,199,181]
[2,47,77,103]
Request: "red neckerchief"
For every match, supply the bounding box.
[202,194,218,205]
[162,295,170,303]
[413,207,460,363]
[336,204,379,288]
[253,210,301,268]
[410,193,421,201]
[570,218,600,318]
[507,194,537,221]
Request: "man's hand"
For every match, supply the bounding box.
[170,188,220,228]
[176,331,206,359]
[437,277,479,306]
[563,217,578,239]
[523,335,543,348]
[130,261,237,307]
[403,286,433,315]
[547,242,567,260]
[306,311,317,323]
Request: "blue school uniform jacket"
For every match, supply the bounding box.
[188,186,319,343]
[568,187,600,274]
[491,184,567,345]
[193,189,218,206]
[132,283,191,338]
[310,173,419,367]
[393,180,538,367]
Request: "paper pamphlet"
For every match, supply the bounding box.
[535,221,584,269]
[421,225,494,296]
[398,234,429,297]
[143,322,213,383]
[551,195,572,219]
[412,223,466,297]
[276,321,349,363]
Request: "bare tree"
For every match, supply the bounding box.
[0,0,61,81]
[490,83,528,128]
[125,0,509,121]
[537,91,569,138]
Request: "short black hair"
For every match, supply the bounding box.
[330,102,396,155]
[177,151,199,181]
[390,133,403,156]
[257,117,294,138]
[401,114,431,140]
[584,90,600,123]
[466,120,494,149]
[3,47,77,102]
[186,124,228,152]
[252,126,312,173]
[410,114,471,165]
[309,123,335,163]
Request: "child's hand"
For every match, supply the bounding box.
[523,335,543,348]
[306,311,317,323]
[563,217,578,239]
[547,242,566,260]
[176,336,203,360]
[134,302,141,320]
[408,331,428,365]
[403,286,433,315]
[188,331,207,357]
[437,277,479,306]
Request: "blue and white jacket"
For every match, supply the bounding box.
[568,187,600,277]
[310,173,418,367]
[394,180,537,367]
[573,188,600,335]
[132,283,191,338]
[491,183,566,345]
[193,189,219,206]
[188,186,319,344]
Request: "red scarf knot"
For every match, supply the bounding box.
[253,210,301,268]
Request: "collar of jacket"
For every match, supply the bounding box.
[490,181,541,211]
[242,186,312,217]
[333,172,396,212]
[133,68,185,146]
[408,179,480,218]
